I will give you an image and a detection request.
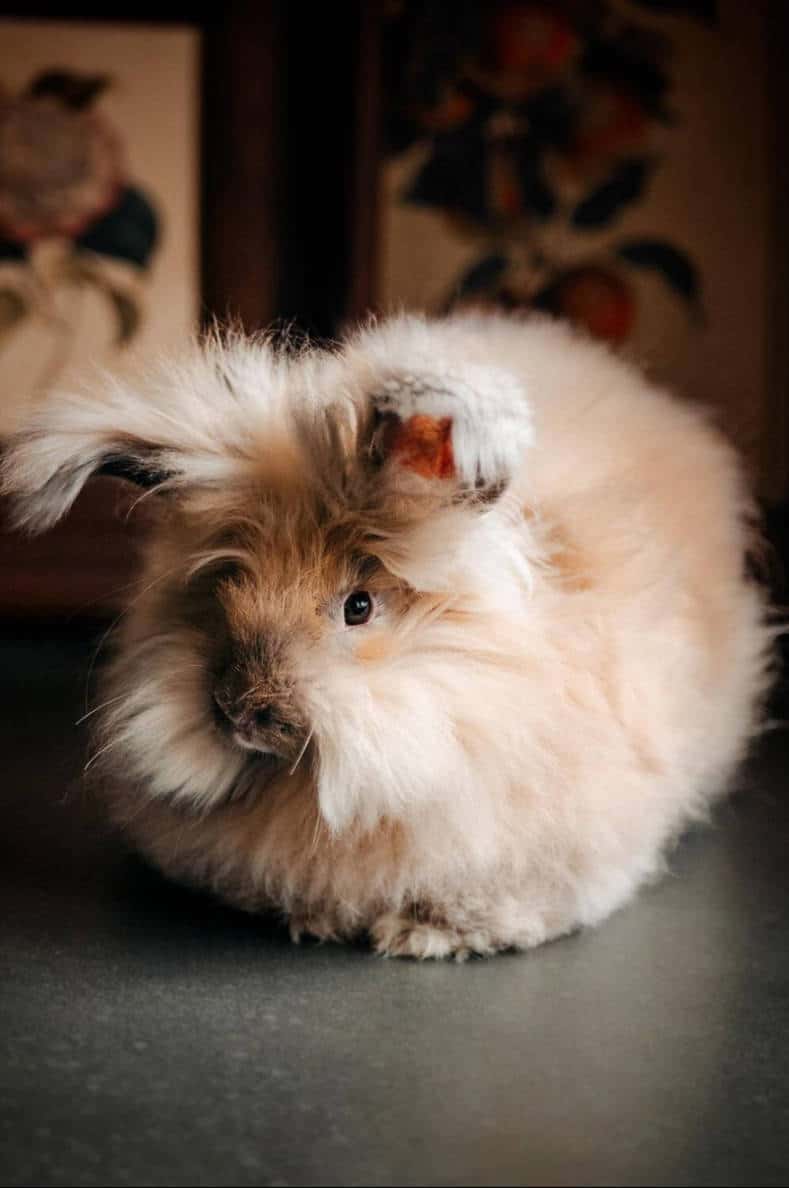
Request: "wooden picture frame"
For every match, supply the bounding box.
[0,4,283,616]
[763,0,789,503]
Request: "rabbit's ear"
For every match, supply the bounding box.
[1,331,289,532]
[93,451,174,488]
[1,371,246,534]
[368,364,533,499]
[1,414,181,534]
[373,412,456,482]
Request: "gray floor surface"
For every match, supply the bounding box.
[1,628,788,1187]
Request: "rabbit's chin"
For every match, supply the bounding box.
[94,612,512,836]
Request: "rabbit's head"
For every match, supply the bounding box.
[2,316,536,831]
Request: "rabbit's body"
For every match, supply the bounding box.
[3,314,770,957]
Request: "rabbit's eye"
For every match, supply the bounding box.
[343,590,373,626]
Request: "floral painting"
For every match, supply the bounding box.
[0,69,158,386]
[0,20,198,437]
[381,0,717,344]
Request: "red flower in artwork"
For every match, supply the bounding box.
[0,71,159,355]
[567,82,650,171]
[489,2,577,76]
[0,77,123,242]
[488,2,579,95]
[415,86,475,134]
[545,265,635,342]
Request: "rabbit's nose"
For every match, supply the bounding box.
[213,689,271,732]
[249,704,274,729]
[212,686,297,756]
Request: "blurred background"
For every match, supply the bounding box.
[0,0,787,618]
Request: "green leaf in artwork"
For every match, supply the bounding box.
[0,237,27,261]
[68,254,142,345]
[454,253,510,298]
[106,288,141,345]
[75,187,159,269]
[615,238,700,303]
[406,135,488,223]
[26,70,112,110]
[572,158,652,228]
[0,288,28,336]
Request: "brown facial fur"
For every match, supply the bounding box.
[126,470,423,796]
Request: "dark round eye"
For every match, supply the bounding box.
[343,590,373,626]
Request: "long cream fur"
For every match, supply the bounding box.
[2,312,772,958]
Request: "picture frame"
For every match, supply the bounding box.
[0,4,282,615]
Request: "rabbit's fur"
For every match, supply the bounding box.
[2,313,771,958]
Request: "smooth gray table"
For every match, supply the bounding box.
[1,628,788,1187]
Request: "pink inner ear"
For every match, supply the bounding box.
[383,414,456,480]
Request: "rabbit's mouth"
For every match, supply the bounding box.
[226,722,310,775]
[232,732,288,759]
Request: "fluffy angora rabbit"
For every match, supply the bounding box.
[2,313,771,958]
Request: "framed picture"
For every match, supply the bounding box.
[0,5,280,614]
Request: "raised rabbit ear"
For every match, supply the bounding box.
[368,364,533,497]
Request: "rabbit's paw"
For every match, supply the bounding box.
[370,911,501,962]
